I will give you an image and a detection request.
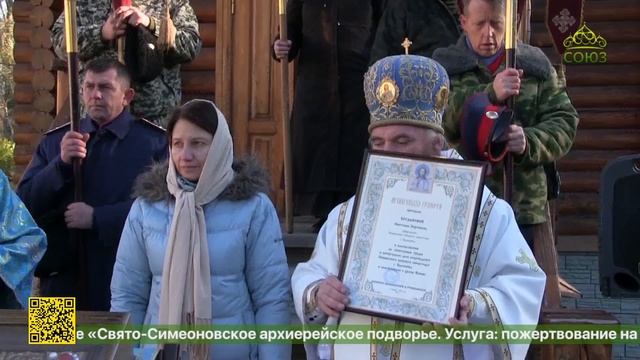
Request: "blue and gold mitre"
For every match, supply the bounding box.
[364,55,450,133]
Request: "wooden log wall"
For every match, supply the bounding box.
[13,0,636,250]
[179,0,216,103]
[531,0,640,251]
[12,0,57,176]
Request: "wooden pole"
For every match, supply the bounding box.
[518,0,531,43]
[117,39,125,63]
[503,0,517,205]
[63,0,87,306]
[113,0,131,63]
[279,0,294,233]
[534,206,562,308]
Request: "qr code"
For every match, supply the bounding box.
[28,297,76,344]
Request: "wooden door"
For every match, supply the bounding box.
[216,0,291,213]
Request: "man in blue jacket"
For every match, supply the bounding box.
[17,57,167,311]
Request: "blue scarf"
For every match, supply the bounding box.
[465,37,505,67]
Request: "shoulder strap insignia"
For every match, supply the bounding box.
[43,122,71,135]
[138,117,166,132]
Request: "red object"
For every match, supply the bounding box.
[546,0,584,56]
[459,93,510,165]
[112,0,131,8]
[487,51,505,74]
[476,104,507,163]
[59,353,75,360]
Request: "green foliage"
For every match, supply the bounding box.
[0,137,14,177]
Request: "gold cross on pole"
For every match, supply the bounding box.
[401,37,412,55]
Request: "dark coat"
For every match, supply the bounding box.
[280,0,386,195]
[17,111,167,311]
[369,0,460,64]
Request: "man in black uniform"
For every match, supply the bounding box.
[369,0,460,63]
[18,58,167,311]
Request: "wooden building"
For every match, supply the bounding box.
[12,0,289,209]
[530,0,640,252]
[11,0,640,250]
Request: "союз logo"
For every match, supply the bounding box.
[562,23,608,64]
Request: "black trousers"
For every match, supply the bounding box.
[0,280,22,309]
[518,222,546,253]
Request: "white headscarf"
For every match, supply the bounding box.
[158,100,234,358]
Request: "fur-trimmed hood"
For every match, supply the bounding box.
[433,36,554,80]
[133,157,270,202]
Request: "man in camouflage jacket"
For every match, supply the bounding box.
[52,0,202,125]
[433,0,578,248]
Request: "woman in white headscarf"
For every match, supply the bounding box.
[111,99,291,359]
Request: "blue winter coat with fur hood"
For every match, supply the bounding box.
[110,158,292,359]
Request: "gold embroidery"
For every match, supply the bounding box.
[376,77,400,107]
[516,248,541,272]
[435,86,449,112]
[464,194,496,287]
[370,317,379,360]
[477,289,512,360]
[337,201,349,256]
[465,291,477,318]
[302,280,323,316]
[390,321,403,359]
[473,265,481,278]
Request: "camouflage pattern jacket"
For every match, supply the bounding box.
[52,0,202,125]
[433,36,579,225]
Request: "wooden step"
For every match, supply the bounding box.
[282,216,318,249]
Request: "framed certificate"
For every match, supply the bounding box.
[338,151,486,324]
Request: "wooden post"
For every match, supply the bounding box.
[503,0,517,205]
[533,206,562,308]
[278,0,294,233]
[56,71,68,114]
[63,0,87,306]
[518,0,531,43]
[113,0,131,63]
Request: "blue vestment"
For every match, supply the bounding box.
[0,171,46,308]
